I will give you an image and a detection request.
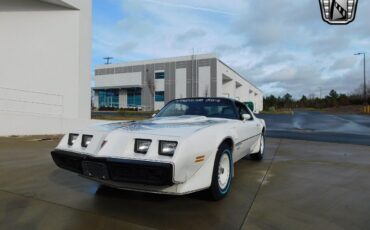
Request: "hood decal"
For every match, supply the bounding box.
[94,116,229,137]
[122,118,224,131]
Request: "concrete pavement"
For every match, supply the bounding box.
[0,136,369,229]
[257,111,370,146]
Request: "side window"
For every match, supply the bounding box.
[235,102,252,120]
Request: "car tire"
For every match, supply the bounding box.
[208,143,232,201]
[250,133,265,161]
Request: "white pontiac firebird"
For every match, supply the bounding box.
[51,98,266,200]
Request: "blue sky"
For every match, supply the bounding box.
[92,0,370,98]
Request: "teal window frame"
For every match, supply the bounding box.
[155,91,165,102]
[155,72,165,79]
[98,89,119,108]
[127,88,142,107]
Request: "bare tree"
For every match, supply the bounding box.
[353,83,370,96]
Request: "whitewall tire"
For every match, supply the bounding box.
[208,143,232,200]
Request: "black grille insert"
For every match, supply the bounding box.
[51,150,173,186]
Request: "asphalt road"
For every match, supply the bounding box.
[257,111,370,146]
[1,136,370,229]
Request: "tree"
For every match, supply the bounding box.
[325,89,339,107]
[283,93,293,108]
[283,93,292,102]
[261,89,365,111]
[299,95,308,107]
[338,94,349,106]
[264,95,279,110]
[329,89,339,99]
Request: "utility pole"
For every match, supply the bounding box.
[104,57,113,65]
[354,52,367,105]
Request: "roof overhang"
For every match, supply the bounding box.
[40,0,79,10]
[92,86,142,90]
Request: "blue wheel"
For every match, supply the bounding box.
[208,143,232,200]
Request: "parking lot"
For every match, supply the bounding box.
[1,135,369,229]
[258,111,370,146]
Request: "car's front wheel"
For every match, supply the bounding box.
[208,143,232,200]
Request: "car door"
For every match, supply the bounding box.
[233,102,261,160]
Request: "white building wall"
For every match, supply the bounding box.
[119,89,127,108]
[154,101,164,111]
[93,91,99,109]
[0,0,93,136]
[95,72,142,88]
[175,68,187,99]
[94,54,263,113]
[155,79,165,91]
[217,60,263,113]
[216,61,224,99]
[198,66,211,97]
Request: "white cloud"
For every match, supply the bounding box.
[93,0,370,98]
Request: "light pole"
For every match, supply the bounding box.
[354,52,367,105]
[104,57,113,65]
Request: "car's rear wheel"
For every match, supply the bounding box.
[250,133,265,161]
[208,143,232,200]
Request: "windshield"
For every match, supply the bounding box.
[156,98,238,119]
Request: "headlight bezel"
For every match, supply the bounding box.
[134,139,152,154]
[158,141,178,156]
[81,135,93,148]
[68,133,79,146]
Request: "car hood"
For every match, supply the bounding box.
[95,115,229,138]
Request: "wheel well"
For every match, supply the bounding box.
[219,138,234,152]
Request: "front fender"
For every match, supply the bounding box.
[172,124,236,184]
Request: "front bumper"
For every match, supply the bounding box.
[51,150,174,186]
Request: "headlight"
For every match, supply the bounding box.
[159,141,177,156]
[81,135,93,148]
[135,139,152,154]
[68,133,79,146]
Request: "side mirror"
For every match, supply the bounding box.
[152,113,156,118]
[242,114,251,121]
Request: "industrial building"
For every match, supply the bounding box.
[93,54,263,112]
[0,0,92,135]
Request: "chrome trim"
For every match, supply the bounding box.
[235,133,262,146]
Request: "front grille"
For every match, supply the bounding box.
[51,150,174,186]
[51,151,83,174]
[108,160,173,186]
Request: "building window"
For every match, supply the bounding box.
[127,88,142,107]
[155,72,165,79]
[155,91,165,102]
[98,89,119,108]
